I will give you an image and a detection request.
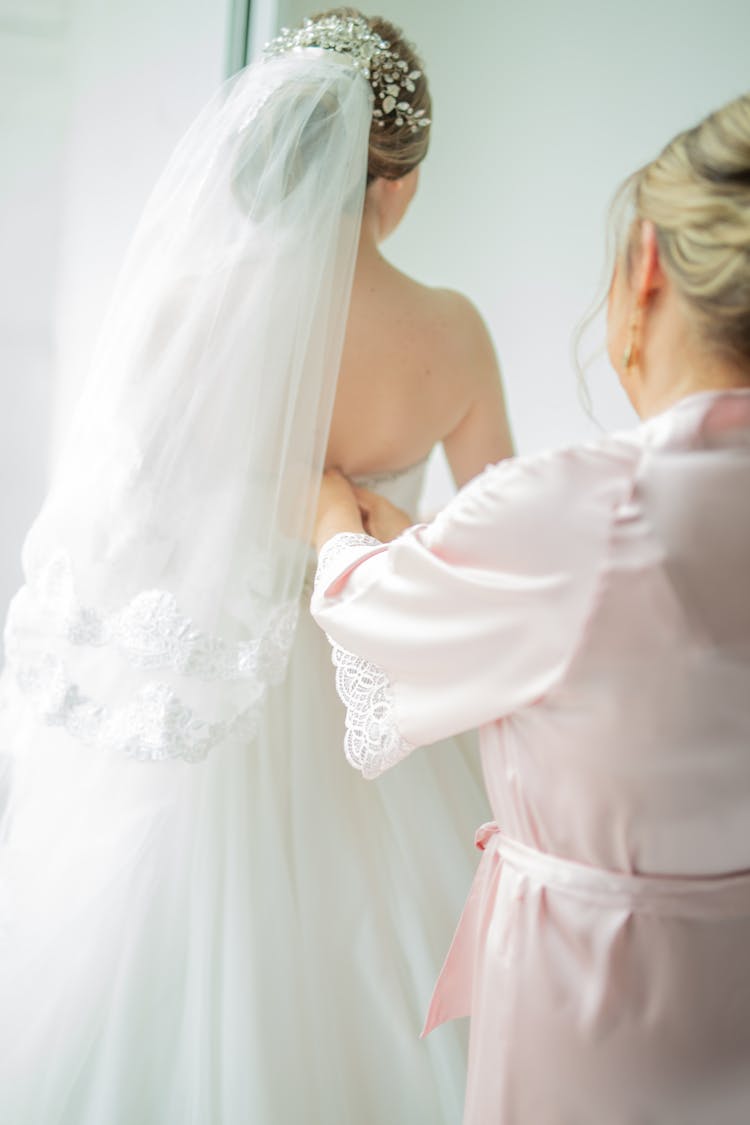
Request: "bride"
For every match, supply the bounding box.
[0,10,512,1124]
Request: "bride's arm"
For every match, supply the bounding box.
[440,293,515,488]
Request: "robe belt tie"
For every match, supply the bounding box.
[473,821,750,918]
[421,820,750,1038]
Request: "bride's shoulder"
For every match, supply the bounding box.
[399,279,498,378]
[400,276,487,334]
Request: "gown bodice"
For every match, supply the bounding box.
[350,453,431,521]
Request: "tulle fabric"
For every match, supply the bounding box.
[0,486,485,1124]
[5,48,371,762]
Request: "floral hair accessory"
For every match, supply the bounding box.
[264,13,431,134]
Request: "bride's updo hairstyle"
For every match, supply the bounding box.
[622,92,750,373]
[249,9,431,217]
[309,7,432,182]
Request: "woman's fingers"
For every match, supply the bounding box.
[351,486,412,542]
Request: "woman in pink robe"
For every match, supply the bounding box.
[311,93,750,1122]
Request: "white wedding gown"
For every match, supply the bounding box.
[0,455,489,1125]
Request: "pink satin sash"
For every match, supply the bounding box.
[421,821,750,1036]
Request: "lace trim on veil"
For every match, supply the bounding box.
[9,649,262,764]
[316,533,414,779]
[4,550,301,763]
[28,550,299,682]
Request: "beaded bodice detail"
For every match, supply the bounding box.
[349,452,430,516]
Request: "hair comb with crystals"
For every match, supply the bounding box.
[263,13,430,134]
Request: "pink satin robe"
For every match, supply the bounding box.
[311,389,750,1124]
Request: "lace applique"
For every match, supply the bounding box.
[9,649,261,763]
[314,532,382,594]
[3,548,302,762]
[29,550,298,683]
[314,533,412,778]
[328,641,413,779]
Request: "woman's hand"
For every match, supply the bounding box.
[314,470,365,552]
[314,472,414,551]
[353,485,413,543]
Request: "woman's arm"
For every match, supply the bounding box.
[312,444,624,778]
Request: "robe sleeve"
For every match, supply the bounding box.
[311,443,633,778]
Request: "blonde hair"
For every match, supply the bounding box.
[626,92,750,370]
[312,8,432,182]
[575,92,750,408]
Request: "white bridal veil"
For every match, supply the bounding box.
[0,45,374,1116]
[2,49,371,763]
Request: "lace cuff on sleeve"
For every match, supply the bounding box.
[314,532,415,780]
[314,532,384,594]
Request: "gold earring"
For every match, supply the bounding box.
[622,310,641,371]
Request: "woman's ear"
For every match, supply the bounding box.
[634,220,666,307]
[381,175,409,199]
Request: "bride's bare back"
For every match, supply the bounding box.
[327,236,513,489]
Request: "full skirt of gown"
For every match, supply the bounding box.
[0,479,487,1124]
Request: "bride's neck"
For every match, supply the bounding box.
[358,201,383,256]
[355,196,408,278]
[357,234,385,270]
